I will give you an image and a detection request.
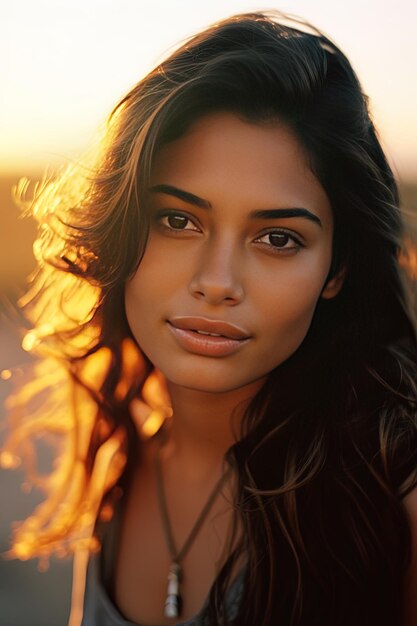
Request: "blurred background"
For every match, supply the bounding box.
[1,0,416,624]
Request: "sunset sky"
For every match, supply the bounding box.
[2,0,417,179]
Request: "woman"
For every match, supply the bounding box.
[2,11,417,626]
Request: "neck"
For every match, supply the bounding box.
[161,378,265,479]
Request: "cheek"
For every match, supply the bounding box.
[124,241,178,353]
[125,240,171,306]
[124,262,156,345]
[124,279,161,367]
[128,234,191,299]
[124,282,143,347]
[262,268,328,346]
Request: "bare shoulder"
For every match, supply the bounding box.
[402,483,417,626]
[403,482,417,518]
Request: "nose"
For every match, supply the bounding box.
[188,237,244,306]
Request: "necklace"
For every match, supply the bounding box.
[154,438,232,619]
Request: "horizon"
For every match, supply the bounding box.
[2,0,417,181]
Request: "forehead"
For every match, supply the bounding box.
[151,111,331,222]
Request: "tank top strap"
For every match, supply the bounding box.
[98,495,125,592]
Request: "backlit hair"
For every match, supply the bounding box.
[2,11,417,626]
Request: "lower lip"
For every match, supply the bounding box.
[167,323,249,357]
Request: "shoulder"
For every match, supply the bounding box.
[402,483,417,626]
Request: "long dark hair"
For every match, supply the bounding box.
[3,11,417,626]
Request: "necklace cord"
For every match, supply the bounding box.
[154,444,232,564]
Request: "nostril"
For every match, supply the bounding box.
[188,265,244,305]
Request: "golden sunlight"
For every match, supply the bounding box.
[2,1,417,178]
[1,333,171,563]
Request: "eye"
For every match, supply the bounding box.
[255,229,303,252]
[156,211,200,232]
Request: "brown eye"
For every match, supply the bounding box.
[156,211,200,233]
[269,232,290,248]
[255,229,303,253]
[167,214,189,229]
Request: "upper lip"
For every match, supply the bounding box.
[168,316,251,340]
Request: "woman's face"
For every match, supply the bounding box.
[125,112,342,394]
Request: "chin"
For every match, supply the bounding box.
[161,365,267,395]
[166,374,242,394]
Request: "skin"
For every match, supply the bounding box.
[115,112,344,624]
[125,111,343,454]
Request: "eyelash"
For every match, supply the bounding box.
[254,230,304,252]
[156,211,201,233]
[154,210,304,253]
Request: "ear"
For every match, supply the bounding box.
[321,267,346,300]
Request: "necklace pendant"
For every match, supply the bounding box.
[164,562,182,618]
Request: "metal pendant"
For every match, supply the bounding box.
[164,562,182,618]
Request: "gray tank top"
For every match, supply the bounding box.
[80,503,245,626]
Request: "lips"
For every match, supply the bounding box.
[167,316,251,357]
[168,316,250,340]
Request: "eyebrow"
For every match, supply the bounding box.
[150,184,212,209]
[149,183,322,227]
